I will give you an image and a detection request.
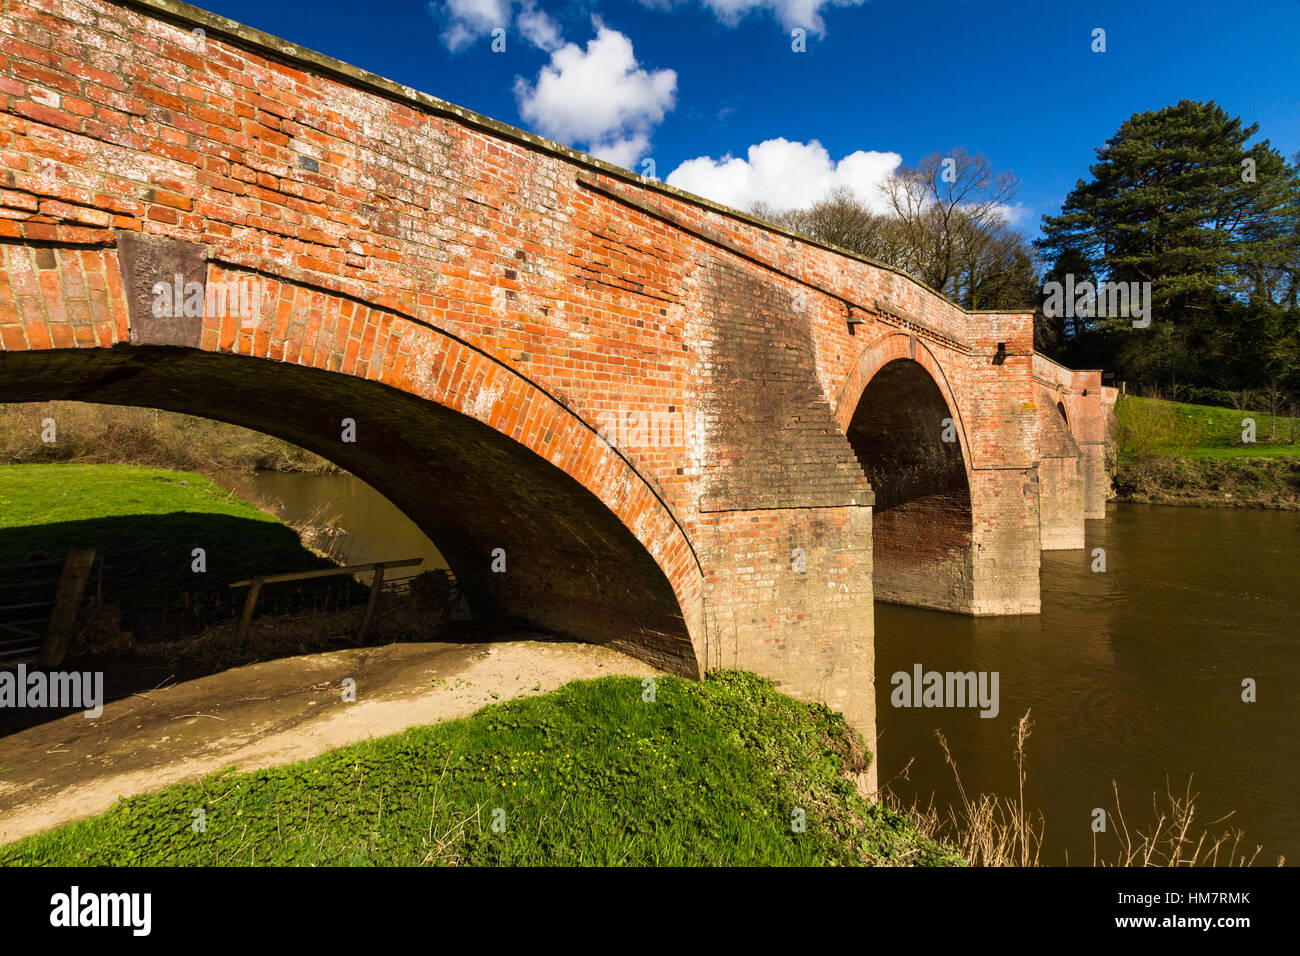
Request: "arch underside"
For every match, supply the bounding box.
[846,359,974,613]
[0,346,699,674]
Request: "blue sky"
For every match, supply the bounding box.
[196,0,1300,239]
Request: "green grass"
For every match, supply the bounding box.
[0,672,961,867]
[0,463,279,534]
[0,463,343,612]
[1119,396,1300,459]
[1111,397,1300,506]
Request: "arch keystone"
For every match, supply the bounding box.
[115,232,208,348]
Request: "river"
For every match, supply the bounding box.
[878,504,1298,865]
[251,472,1298,865]
[249,471,447,571]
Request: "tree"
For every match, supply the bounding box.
[882,148,1020,298]
[1035,100,1300,393]
[754,186,908,265]
[751,151,1036,312]
[1238,150,1300,309]
[953,216,1040,311]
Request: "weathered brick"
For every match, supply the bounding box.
[0,0,1118,781]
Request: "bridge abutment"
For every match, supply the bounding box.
[1037,455,1087,549]
[969,467,1044,614]
[1033,363,1116,528]
[1078,445,1110,520]
[697,505,877,786]
[1035,385,1087,550]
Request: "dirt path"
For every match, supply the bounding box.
[0,637,657,845]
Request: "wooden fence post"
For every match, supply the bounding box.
[357,565,386,643]
[38,546,96,668]
[234,578,262,644]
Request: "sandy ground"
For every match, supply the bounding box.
[0,637,657,846]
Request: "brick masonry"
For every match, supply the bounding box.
[0,0,1114,771]
[1034,354,1116,522]
[1034,383,1085,550]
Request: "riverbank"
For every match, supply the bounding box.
[0,638,658,847]
[1109,396,1300,508]
[0,464,355,643]
[0,402,335,484]
[1112,455,1300,508]
[0,667,957,866]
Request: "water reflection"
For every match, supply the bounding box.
[244,471,447,571]
[877,504,1299,865]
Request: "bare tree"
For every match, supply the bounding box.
[882,148,1021,298]
[749,150,1034,311]
[1227,389,1254,411]
[956,217,1039,310]
[1263,378,1287,439]
[753,187,901,261]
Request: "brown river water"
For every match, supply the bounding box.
[252,472,1299,865]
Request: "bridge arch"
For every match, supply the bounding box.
[836,334,975,613]
[1035,383,1085,550]
[0,243,703,675]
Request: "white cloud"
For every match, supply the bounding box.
[591,132,655,171]
[666,138,902,212]
[430,0,562,52]
[514,25,677,170]
[995,202,1032,226]
[433,0,510,52]
[517,2,563,51]
[642,0,868,34]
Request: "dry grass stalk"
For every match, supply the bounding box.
[882,710,1277,867]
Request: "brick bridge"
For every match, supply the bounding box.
[0,0,1115,764]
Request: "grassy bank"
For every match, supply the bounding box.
[0,671,959,866]
[0,464,353,647]
[0,463,338,592]
[1111,396,1300,507]
[1115,396,1300,459]
[0,402,334,484]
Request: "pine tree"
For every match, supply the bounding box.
[1036,100,1300,391]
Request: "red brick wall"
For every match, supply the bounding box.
[1034,384,1085,550]
[697,506,874,733]
[0,0,1106,757]
[1035,355,1114,521]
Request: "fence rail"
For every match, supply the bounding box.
[229,558,425,643]
[2,553,441,666]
